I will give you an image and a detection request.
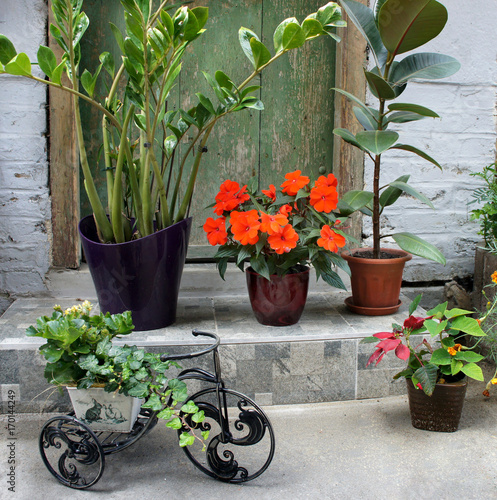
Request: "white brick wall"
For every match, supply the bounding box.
[0,0,50,294]
[363,0,497,281]
[0,0,495,294]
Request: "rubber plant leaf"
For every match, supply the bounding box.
[391,232,446,264]
[390,144,442,170]
[338,0,388,68]
[386,181,434,209]
[377,0,447,57]
[355,130,399,155]
[379,174,410,208]
[391,53,461,85]
[388,100,437,115]
[364,70,396,100]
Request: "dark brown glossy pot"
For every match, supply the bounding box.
[246,266,309,327]
[341,248,412,315]
[406,378,467,432]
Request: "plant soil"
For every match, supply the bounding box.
[352,250,402,260]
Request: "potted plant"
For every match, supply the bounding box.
[203,171,351,326]
[470,163,497,312]
[332,0,460,315]
[0,1,346,329]
[26,301,207,444]
[362,295,486,432]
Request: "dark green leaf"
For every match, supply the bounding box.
[73,12,89,48]
[392,53,460,85]
[391,232,446,264]
[37,46,57,78]
[364,70,396,100]
[342,190,374,211]
[333,128,366,151]
[195,93,215,115]
[338,0,388,68]
[191,6,208,30]
[281,22,306,50]
[250,38,272,70]
[386,111,427,124]
[378,0,448,56]
[302,18,323,39]
[386,181,434,209]
[0,35,17,65]
[355,130,399,155]
[353,106,378,130]
[408,294,422,316]
[391,144,442,170]
[379,174,410,208]
[239,27,258,67]
[332,88,377,120]
[412,362,438,396]
[387,103,439,117]
[110,22,125,53]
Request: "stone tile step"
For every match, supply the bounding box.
[0,264,422,412]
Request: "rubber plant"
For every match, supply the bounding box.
[334,0,460,261]
[0,0,346,243]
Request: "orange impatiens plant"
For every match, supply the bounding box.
[203,170,351,288]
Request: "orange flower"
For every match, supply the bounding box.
[317,225,346,252]
[259,212,288,234]
[213,180,250,215]
[262,184,276,201]
[483,389,490,397]
[203,217,227,246]
[315,173,338,189]
[267,224,299,254]
[279,204,293,216]
[230,210,260,245]
[309,184,338,213]
[280,170,310,196]
[448,344,462,356]
[492,271,497,284]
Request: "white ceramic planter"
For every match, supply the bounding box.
[67,387,143,433]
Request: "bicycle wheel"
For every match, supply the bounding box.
[179,388,275,483]
[39,415,105,489]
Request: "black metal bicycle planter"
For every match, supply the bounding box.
[39,330,275,489]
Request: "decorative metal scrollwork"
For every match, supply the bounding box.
[39,416,105,489]
[179,388,275,483]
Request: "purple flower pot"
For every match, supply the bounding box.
[79,216,191,331]
[246,266,309,326]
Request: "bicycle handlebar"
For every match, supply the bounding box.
[160,329,220,362]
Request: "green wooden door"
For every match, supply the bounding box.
[79,0,337,254]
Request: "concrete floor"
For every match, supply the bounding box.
[2,376,496,500]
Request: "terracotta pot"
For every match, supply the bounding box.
[406,378,467,432]
[341,248,412,315]
[245,265,309,327]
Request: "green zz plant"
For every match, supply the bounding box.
[0,0,346,243]
[334,0,460,261]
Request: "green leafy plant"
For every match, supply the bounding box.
[362,295,486,396]
[470,163,497,253]
[203,170,352,287]
[26,302,207,447]
[333,0,460,261]
[0,0,345,243]
[26,301,134,385]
